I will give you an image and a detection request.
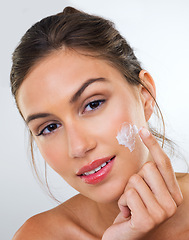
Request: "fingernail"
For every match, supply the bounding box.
[140,127,150,138]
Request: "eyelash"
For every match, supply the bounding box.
[36,123,61,136]
[36,99,105,137]
[83,99,105,113]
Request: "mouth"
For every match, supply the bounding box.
[77,156,115,184]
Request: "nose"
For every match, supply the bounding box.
[66,122,96,158]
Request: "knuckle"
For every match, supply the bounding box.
[130,216,155,233]
[160,155,172,169]
[140,217,156,232]
[118,188,136,206]
[126,188,136,198]
[142,161,156,174]
[145,161,156,169]
[129,174,142,185]
[175,192,184,206]
[165,201,177,218]
[150,137,158,148]
[170,189,183,206]
[118,192,127,206]
[154,208,167,223]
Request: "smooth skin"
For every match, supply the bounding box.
[13,49,189,239]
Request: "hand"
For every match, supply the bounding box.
[102,127,183,240]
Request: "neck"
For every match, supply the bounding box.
[95,200,120,230]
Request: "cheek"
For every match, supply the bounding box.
[35,139,67,173]
[96,100,136,139]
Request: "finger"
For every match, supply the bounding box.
[139,127,183,206]
[118,205,131,219]
[118,188,156,232]
[127,170,177,221]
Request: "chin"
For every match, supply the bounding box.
[83,179,127,204]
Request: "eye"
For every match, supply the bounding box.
[83,99,105,113]
[36,123,61,136]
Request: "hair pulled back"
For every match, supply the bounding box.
[10,6,142,102]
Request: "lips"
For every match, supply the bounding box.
[77,156,115,184]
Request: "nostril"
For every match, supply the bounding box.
[71,146,87,158]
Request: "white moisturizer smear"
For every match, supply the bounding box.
[116,122,139,152]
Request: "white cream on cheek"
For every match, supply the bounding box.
[116,122,139,152]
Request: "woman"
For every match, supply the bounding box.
[11,6,189,240]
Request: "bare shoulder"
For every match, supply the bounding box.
[12,206,73,240]
[176,172,189,194]
[176,172,189,181]
[176,173,189,229]
[176,173,189,206]
[12,194,98,240]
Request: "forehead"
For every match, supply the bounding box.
[17,49,131,118]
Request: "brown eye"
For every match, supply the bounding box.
[84,99,105,113]
[37,123,61,136]
[89,101,101,109]
[46,124,57,131]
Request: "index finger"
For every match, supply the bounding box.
[139,127,183,206]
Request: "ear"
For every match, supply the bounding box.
[139,70,156,122]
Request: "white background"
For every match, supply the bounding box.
[0,0,189,239]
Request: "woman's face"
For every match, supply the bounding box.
[18,49,151,203]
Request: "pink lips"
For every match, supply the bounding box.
[77,156,115,184]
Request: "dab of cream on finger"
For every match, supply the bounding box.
[116,122,139,152]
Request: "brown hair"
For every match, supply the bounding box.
[10,6,177,199]
[11,7,143,101]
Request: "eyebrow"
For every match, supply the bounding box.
[26,77,107,124]
[26,113,52,125]
[70,77,107,103]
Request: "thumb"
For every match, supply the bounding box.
[114,206,131,224]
